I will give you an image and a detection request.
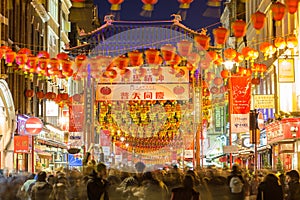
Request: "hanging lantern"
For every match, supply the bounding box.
[16,48,31,69]
[37,51,50,75]
[161,44,176,62]
[194,29,210,51]
[177,40,193,58]
[25,89,35,100]
[57,52,69,61]
[285,0,299,14]
[114,55,129,70]
[213,27,229,45]
[144,48,160,66]
[48,58,60,76]
[140,0,158,17]
[128,50,143,67]
[74,54,87,73]
[177,0,194,20]
[61,60,73,78]
[220,69,229,79]
[251,77,261,85]
[286,35,298,49]
[0,46,11,59]
[274,37,287,50]
[260,42,277,59]
[108,0,124,20]
[26,55,38,74]
[187,52,200,72]
[251,11,266,33]
[271,1,286,25]
[36,91,45,101]
[233,52,244,66]
[224,48,237,60]
[5,50,16,66]
[199,59,210,70]
[232,19,247,38]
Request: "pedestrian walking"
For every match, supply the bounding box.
[170,174,200,200]
[30,171,53,200]
[285,170,300,200]
[227,164,245,200]
[256,173,283,200]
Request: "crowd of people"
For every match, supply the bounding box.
[0,161,300,200]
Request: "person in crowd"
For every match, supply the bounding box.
[17,173,36,199]
[86,162,109,200]
[170,174,200,200]
[30,171,53,200]
[49,172,70,200]
[227,164,245,200]
[107,175,122,200]
[256,173,283,200]
[285,170,300,200]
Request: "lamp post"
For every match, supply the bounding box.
[291,125,298,170]
[224,60,235,168]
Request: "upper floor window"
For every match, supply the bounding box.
[48,0,58,22]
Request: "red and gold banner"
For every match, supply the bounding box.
[69,104,84,132]
[14,135,29,153]
[229,75,251,114]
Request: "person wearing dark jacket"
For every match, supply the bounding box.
[256,173,283,200]
[86,162,109,200]
[30,171,53,200]
[227,164,245,200]
[171,174,200,200]
[286,170,300,200]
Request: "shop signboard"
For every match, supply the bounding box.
[68,154,82,166]
[69,104,84,132]
[253,95,275,109]
[14,135,29,153]
[96,84,189,101]
[223,145,239,153]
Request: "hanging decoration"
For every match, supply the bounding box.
[271,1,286,26]
[285,0,299,14]
[108,0,124,20]
[177,0,194,20]
[203,0,222,18]
[251,11,266,33]
[213,27,229,46]
[286,35,298,49]
[259,42,277,59]
[140,0,158,18]
[25,89,35,100]
[194,28,210,51]
[274,37,287,50]
[232,19,247,38]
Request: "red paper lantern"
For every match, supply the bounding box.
[220,69,229,78]
[286,35,298,49]
[128,50,143,67]
[5,51,16,66]
[108,0,124,11]
[48,58,60,76]
[274,37,286,49]
[271,2,286,21]
[0,46,11,59]
[177,0,194,20]
[251,11,266,31]
[114,55,129,70]
[160,44,176,62]
[140,0,158,17]
[26,55,38,73]
[232,19,247,38]
[213,27,229,45]
[144,48,160,65]
[36,91,45,100]
[25,89,35,99]
[224,48,237,60]
[194,29,210,51]
[285,0,299,14]
[177,40,193,57]
[57,52,69,61]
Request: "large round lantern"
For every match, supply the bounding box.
[285,0,299,14]
[274,37,286,50]
[108,0,124,11]
[140,0,158,17]
[286,35,298,49]
[160,44,176,62]
[144,48,160,65]
[0,46,11,59]
[114,55,129,70]
[128,50,143,67]
[25,89,35,100]
[213,27,229,45]
[271,1,286,24]
[5,51,16,66]
[194,29,210,51]
[232,19,247,38]
[251,11,266,32]
[224,48,237,60]
[48,58,60,76]
[25,55,38,74]
[36,91,45,101]
[177,40,193,58]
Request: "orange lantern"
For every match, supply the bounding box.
[37,51,50,74]
[5,50,16,66]
[224,48,237,60]
[177,40,193,57]
[232,19,247,38]
[220,69,229,78]
[286,35,298,49]
[48,58,60,76]
[274,37,286,49]
[26,55,38,73]
[271,1,286,25]
[251,11,266,32]
[194,29,210,51]
[36,91,45,101]
[0,46,11,59]
[285,0,299,14]
[144,48,160,65]
[260,42,276,59]
[108,0,124,11]
[160,44,176,62]
[233,52,244,66]
[25,89,35,99]
[57,52,69,61]
[128,50,143,67]
[213,27,229,45]
[114,55,129,70]
[74,54,87,73]
[140,0,158,17]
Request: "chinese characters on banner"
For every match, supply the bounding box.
[69,104,84,132]
[229,75,251,133]
[14,135,29,153]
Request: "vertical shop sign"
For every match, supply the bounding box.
[214,106,224,132]
[14,135,29,153]
[69,104,84,132]
[278,58,295,83]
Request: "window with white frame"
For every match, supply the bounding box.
[48,0,58,22]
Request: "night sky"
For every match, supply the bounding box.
[95,0,224,34]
